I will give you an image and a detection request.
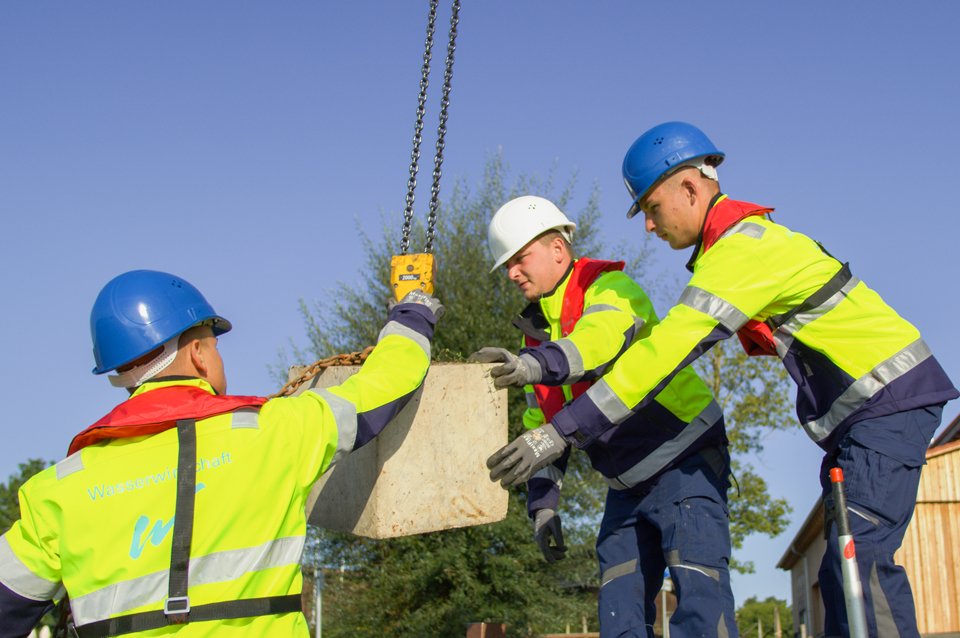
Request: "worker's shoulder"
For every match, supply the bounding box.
[259,392,328,425]
[706,215,801,263]
[588,267,650,296]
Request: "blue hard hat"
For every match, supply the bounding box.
[90,270,231,374]
[622,121,725,219]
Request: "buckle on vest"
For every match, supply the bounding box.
[164,596,191,623]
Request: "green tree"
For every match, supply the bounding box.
[1,459,60,631]
[292,156,607,637]
[736,596,793,637]
[693,342,793,572]
[0,458,51,533]
[289,155,794,636]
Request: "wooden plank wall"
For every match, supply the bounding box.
[895,441,960,635]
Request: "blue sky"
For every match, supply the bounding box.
[2,1,958,610]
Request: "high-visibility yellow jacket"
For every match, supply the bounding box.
[0,302,435,637]
[550,196,958,453]
[515,258,724,513]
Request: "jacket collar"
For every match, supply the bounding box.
[130,376,217,398]
[69,378,266,455]
[685,194,774,272]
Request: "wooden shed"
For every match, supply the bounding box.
[777,414,960,637]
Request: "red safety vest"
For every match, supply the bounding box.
[69,384,268,454]
[697,196,779,357]
[525,258,625,421]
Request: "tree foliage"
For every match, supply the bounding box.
[693,342,793,572]
[1,459,59,631]
[290,155,795,635]
[0,458,51,534]
[293,156,607,636]
[736,596,793,637]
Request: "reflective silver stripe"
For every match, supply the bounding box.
[308,388,358,461]
[605,400,723,489]
[600,558,637,588]
[230,408,260,429]
[70,535,304,625]
[585,379,633,425]
[772,275,862,357]
[719,614,731,638]
[582,303,622,316]
[531,464,564,488]
[629,315,646,342]
[679,286,748,332]
[554,338,585,383]
[674,563,720,582]
[378,320,431,358]
[0,535,61,600]
[524,391,540,409]
[665,549,720,581]
[803,339,933,442]
[720,220,766,241]
[869,562,900,638]
[666,549,681,566]
[56,453,83,480]
[848,505,880,527]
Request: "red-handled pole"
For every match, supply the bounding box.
[830,467,869,638]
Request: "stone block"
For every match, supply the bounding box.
[295,362,509,538]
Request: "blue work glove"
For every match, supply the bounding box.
[394,289,445,321]
[486,423,567,488]
[533,509,567,563]
[469,346,542,389]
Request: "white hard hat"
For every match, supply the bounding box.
[487,196,576,272]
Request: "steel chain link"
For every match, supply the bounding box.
[401,0,439,255]
[271,346,375,399]
[402,0,460,255]
[424,0,460,254]
[284,3,460,400]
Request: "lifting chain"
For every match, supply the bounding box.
[400,0,461,255]
[271,347,375,399]
[282,2,461,398]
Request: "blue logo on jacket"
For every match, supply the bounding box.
[129,483,205,560]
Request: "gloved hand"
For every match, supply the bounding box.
[486,423,567,488]
[469,346,542,388]
[533,509,567,563]
[394,289,445,321]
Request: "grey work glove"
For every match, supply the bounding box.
[469,347,542,388]
[394,289,445,321]
[533,509,567,563]
[486,423,567,489]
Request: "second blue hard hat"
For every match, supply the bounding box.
[90,269,231,374]
[622,121,725,219]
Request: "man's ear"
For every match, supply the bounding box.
[188,338,207,377]
[552,236,567,263]
[681,174,698,206]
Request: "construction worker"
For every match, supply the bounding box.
[488,122,960,637]
[0,269,442,637]
[472,196,739,638]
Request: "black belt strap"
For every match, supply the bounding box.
[73,594,302,637]
[766,262,853,331]
[167,418,197,623]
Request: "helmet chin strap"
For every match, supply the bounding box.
[108,336,180,389]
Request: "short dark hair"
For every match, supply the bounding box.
[536,230,575,259]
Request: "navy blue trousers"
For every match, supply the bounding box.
[819,405,943,638]
[596,449,738,638]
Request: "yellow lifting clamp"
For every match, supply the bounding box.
[390,0,460,302]
[391,253,436,301]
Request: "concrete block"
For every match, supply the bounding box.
[294,363,509,538]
